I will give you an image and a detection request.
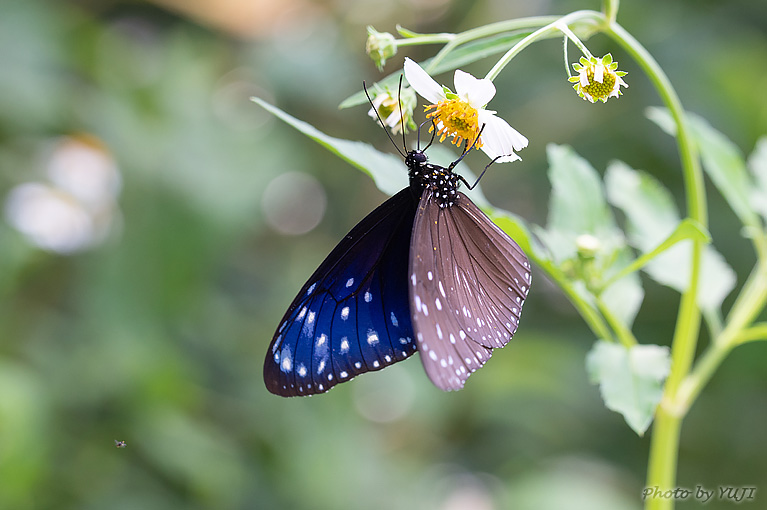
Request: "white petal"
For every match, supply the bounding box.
[594,64,604,83]
[453,70,495,107]
[384,110,402,128]
[477,111,527,162]
[579,69,590,87]
[403,57,444,104]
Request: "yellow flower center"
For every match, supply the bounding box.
[424,98,482,149]
[582,68,616,101]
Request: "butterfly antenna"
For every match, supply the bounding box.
[363,81,406,158]
[464,156,502,190]
[422,120,437,151]
[448,123,487,171]
[397,75,408,154]
[450,123,504,190]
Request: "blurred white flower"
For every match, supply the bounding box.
[4,135,121,254]
[46,136,121,208]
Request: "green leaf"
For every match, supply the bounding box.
[490,211,540,259]
[586,340,671,436]
[251,97,507,215]
[251,97,407,196]
[600,251,644,329]
[605,160,735,310]
[747,136,767,222]
[538,144,619,262]
[646,107,761,228]
[339,32,529,109]
[534,145,643,327]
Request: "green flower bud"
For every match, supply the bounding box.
[366,26,397,71]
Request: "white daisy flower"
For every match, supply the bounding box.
[403,57,528,163]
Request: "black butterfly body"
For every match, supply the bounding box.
[264,148,531,397]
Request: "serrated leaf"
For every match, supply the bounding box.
[586,340,671,436]
[605,160,735,310]
[339,32,528,109]
[747,136,767,222]
[252,97,407,196]
[646,107,761,228]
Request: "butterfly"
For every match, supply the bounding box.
[264,84,531,397]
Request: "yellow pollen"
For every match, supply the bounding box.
[424,98,482,149]
[582,68,616,101]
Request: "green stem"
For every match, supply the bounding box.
[604,0,620,23]
[602,22,707,510]
[425,17,560,73]
[671,257,767,413]
[530,258,615,343]
[485,10,603,81]
[733,323,767,344]
[396,35,454,46]
[671,259,767,414]
[596,297,638,347]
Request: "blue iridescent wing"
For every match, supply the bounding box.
[409,189,531,391]
[265,188,419,397]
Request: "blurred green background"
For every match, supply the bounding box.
[1,0,766,508]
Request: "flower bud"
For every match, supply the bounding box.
[366,26,397,71]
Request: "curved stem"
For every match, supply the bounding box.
[602,22,707,510]
[424,17,560,73]
[485,10,603,81]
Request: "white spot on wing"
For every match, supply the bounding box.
[316,334,326,347]
[390,312,399,327]
[341,307,350,320]
[427,271,433,281]
[307,311,315,324]
[411,273,416,286]
[346,278,355,287]
[297,364,307,377]
[435,298,442,310]
[364,291,372,302]
[367,330,379,345]
[297,307,307,321]
[281,348,293,372]
[340,338,349,353]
